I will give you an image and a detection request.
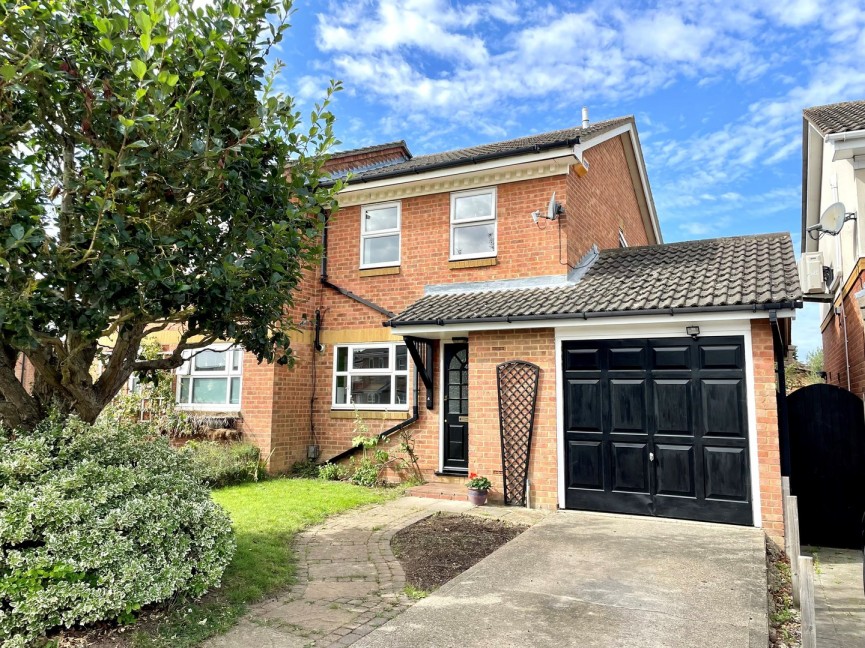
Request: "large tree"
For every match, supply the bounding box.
[0,0,340,429]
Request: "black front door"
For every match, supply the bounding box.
[443,343,469,472]
[563,337,752,526]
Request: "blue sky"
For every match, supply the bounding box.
[274,0,865,357]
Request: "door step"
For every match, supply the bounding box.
[407,482,468,502]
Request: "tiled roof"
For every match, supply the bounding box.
[344,116,633,183]
[331,140,412,159]
[804,100,865,135]
[390,233,802,325]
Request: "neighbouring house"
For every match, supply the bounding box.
[157,113,801,543]
[800,99,865,397]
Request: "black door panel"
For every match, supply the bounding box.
[443,344,469,472]
[564,337,752,526]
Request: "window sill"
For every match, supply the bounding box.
[176,404,242,413]
[330,409,409,419]
[449,257,497,270]
[359,266,400,278]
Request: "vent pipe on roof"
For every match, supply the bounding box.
[582,106,589,129]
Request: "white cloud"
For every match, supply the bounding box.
[623,13,714,62]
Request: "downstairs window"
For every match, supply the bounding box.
[332,343,409,409]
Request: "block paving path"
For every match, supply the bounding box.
[205,495,548,648]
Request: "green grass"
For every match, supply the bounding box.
[130,478,392,647]
[403,585,429,600]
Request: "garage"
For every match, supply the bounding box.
[562,337,753,525]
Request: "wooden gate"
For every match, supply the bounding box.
[788,383,865,548]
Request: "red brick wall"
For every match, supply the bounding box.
[468,328,558,508]
[752,318,784,544]
[566,135,650,265]
[242,139,657,476]
[822,271,865,398]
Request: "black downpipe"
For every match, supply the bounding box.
[317,212,418,466]
[320,210,395,318]
[326,366,421,465]
[770,311,792,476]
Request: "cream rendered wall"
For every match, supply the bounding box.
[817,142,861,320]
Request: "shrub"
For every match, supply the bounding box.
[288,460,320,479]
[317,463,346,481]
[349,433,388,487]
[181,441,264,488]
[0,415,236,646]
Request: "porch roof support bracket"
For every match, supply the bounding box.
[403,335,435,409]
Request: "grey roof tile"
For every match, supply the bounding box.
[342,116,632,183]
[390,233,802,325]
[804,100,865,135]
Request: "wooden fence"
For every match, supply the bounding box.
[782,476,817,648]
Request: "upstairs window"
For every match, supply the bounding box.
[333,343,409,409]
[360,202,401,268]
[176,345,243,409]
[450,187,497,260]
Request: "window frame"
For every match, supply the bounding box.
[175,343,243,411]
[359,201,402,269]
[449,187,498,261]
[332,342,410,411]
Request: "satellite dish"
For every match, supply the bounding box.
[547,192,559,220]
[820,202,848,235]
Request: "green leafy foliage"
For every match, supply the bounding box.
[181,440,263,488]
[0,414,236,646]
[0,0,342,429]
[287,459,320,479]
[317,462,346,481]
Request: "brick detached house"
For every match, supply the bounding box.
[164,113,801,542]
[800,100,865,395]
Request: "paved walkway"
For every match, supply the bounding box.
[356,511,769,648]
[205,496,547,648]
[805,546,865,647]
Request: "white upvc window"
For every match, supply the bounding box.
[360,201,401,268]
[176,344,243,410]
[450,187,497,260]
[332,343,410,410]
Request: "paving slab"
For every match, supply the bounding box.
[204,496,543,648]
[804,546,865,647]
[355,510,768,648]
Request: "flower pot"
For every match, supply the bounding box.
[467,487,489,506]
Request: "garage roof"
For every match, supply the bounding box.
[389,233,802,326]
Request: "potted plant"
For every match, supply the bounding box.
[466,473,492,506]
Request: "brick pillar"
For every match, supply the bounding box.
[751,318,784,544]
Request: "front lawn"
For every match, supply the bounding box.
[130,479,392,647]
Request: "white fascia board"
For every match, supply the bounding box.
[829,135,865,162]
[579,123,663,245]
[389,308,796,338]
[339,151,578,195]
[825,128,865,142]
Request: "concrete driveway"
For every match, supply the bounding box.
[355,510,768,648]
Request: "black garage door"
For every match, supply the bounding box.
[563,337,752,526]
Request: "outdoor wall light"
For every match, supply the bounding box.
[686,325,700,339]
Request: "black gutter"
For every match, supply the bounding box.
[770,311,793,476]
[386,300,804,327]
[323,137,582,187]
[326,367,420,465]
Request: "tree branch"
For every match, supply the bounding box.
[131,332,220,372]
